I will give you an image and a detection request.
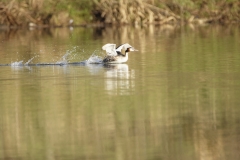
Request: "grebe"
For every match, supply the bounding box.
[102,43,138,63]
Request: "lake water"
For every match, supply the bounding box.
[0,25,240,160]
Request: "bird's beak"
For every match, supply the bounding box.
[130,47,138,51]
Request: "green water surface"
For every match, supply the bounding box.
[0,25,240,160]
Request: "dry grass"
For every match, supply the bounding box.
[93,0,240,25]
[93,0,180,25]
[0,0,239,27]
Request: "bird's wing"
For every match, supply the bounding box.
[102,44,117,56]
[116,43,132,52]
[115,44,124,52]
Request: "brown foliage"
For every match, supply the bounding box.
[0,0,70,27]
[93,0,180,25]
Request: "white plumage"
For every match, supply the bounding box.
[102,43,138,63]
[102,44,117,56]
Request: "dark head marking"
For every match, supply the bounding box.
[125,47,131,53]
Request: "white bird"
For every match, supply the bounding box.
[102,43,138,63]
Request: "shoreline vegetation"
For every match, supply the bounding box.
[0,0,239,28]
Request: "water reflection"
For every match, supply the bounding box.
[104,64,135,95]
[0,25,240,160]
[11,65,32,72]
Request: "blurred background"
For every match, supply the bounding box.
[0,1,240,160]
[0,0,239,27]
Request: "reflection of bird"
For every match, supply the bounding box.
[102,43,138,63]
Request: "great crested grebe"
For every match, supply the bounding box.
[102,43,138,63]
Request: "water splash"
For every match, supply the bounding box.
[55,51,70,65]
[11,60,24,66]
[8,46,106,66]
[55,47,81,65]
[86,52,103,64]
[11,56,35,66]
[25,56,35,65]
